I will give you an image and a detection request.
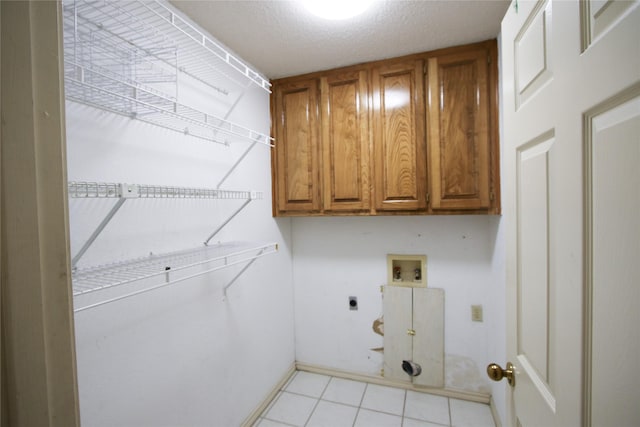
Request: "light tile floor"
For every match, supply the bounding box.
[254,371,496,427]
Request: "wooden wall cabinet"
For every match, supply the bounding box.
[271,40,500,216]
[272,78,321,215]
[271,71,369,215]
[371,59,427,212]
[426,46,498,212]
[321,69,371,213]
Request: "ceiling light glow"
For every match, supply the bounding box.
[302,0,375,20]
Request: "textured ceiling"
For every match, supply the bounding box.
[170,0,510,80]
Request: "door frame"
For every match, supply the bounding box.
[1,2,79,425]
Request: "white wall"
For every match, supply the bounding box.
[67,68,295,425]
[292,215,504,395]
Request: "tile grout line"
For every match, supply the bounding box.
[401,388,408,427]
[281,389,326,401]
[261,417,298,427]
[301,396,321,427]
[260,389,286,423]
[283,371,298,390]
[352,381,369,427]
[302,374,333,427]
[255,374,288,426]
[318,375,333,400]
[317,376,363,409]
[261,371,310,427]
[361,384,407,419]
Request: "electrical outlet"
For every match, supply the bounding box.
[471,305,483,322]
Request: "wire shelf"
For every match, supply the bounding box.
[64,61,273,146]
[64,1,277,310]
[140,0,271,92]
[63,0,270,92]
[72,242,278,312]
[68,181,263,200]
[62,0,274,145]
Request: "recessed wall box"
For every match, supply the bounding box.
[387,254,427,287]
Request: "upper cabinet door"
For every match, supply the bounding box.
[427,46,497,212]
[272,78,321,215]
[372,60,427,212]
[321,69,370,213]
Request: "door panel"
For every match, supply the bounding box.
[321,70,370,212]
[514,1,552,108]
[412,288,444,388]
[516,134,553,386]
[372,60,426,212]
[582,0,637,48]
[586,89,640,427]
[427,49,491,211]
[273,79,321,214]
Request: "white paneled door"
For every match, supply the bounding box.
[500,1,639,426]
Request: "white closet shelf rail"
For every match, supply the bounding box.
[72,241,279,312]
[68,181,262,200]
[63,0,271,93]
[64,61,273,146]
[69,181,263,269]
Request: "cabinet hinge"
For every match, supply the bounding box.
[423,64,427,75]
[490,191,495,201]
[426,193,430,203]
[488,55,491,64]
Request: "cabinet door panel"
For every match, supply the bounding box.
[273,79,321,214]
[383,286,413,382]
[321,70,370,212]
[428,49,492,211]
[412,288,444,387]
[372,60,427,212]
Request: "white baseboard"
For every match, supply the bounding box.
[295,362,491,404]
[241,363,296,427]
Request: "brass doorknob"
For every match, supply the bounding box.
[407,329,416,336]
[487,362,515,387]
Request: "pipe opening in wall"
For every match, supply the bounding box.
[402,360,422,377]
